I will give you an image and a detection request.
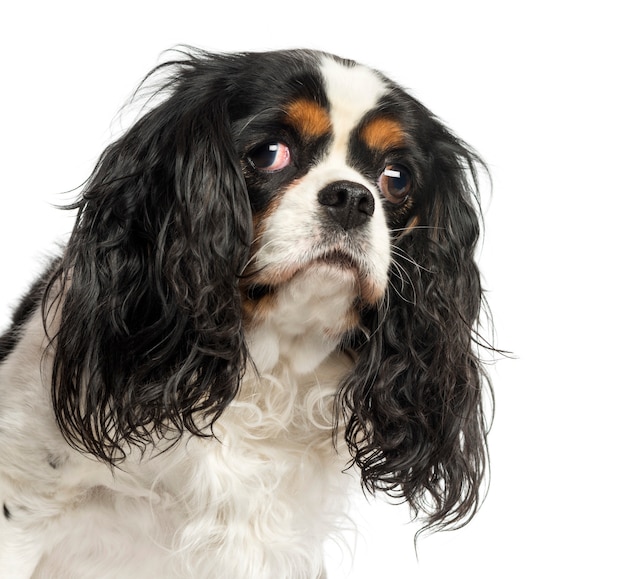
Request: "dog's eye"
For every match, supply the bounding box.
[248,142,291,172]
[378,164,411,204]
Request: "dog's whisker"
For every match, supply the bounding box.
[389,224,444,235]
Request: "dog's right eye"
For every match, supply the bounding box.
[248,142,291,173]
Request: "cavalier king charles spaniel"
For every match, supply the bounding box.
[0,48,491,578]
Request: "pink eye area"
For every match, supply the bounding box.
[248,142,291,172]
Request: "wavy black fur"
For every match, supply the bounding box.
[40,48,492,533]
[44,51,253,460]
[341,129,491,533]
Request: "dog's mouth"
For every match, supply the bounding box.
[242,248,382,305]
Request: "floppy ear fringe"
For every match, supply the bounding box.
[44,54,252,463]
[339,125,493,533]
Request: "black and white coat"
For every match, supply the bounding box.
[0,49,490,578]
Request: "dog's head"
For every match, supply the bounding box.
[48,48,491,531]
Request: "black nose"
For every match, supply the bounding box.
[318,181,375,230]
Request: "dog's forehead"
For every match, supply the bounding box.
[319,56,388,138]
[279,55,405,154]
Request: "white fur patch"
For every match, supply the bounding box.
[247,266,358,374]
[320,56,387,155]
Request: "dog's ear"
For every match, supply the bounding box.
[341,112,491,532]
[46,53,252,462]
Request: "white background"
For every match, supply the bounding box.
[1,1,624,577]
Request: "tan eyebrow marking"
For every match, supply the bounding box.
[360,117,406,151]
[284,99,332,139]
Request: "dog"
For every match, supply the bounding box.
[0,48,491,578]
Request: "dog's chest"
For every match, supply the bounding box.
[35,357,353,578]
[170,360,351,573]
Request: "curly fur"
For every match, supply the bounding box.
[0,48,492,577]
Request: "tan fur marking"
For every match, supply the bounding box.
[285,100,332,139]
[361,117,406,151]
[405,214,420,230]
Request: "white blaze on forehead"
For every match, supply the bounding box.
[319,56,388,154]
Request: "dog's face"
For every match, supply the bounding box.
[226,52,429,370]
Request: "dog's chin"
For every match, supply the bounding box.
[277,257,363,302]
[243,259,377,374]
[244,260,361,327]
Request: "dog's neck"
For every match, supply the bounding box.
[245,266,359,375]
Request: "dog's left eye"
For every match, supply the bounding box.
[379,163,411,204]
[248,142,291,172]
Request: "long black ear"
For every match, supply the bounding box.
[341,113,491,532]
[45,53,252,462]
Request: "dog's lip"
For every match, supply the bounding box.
[313,249,360,270]
[244,249,361,299]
